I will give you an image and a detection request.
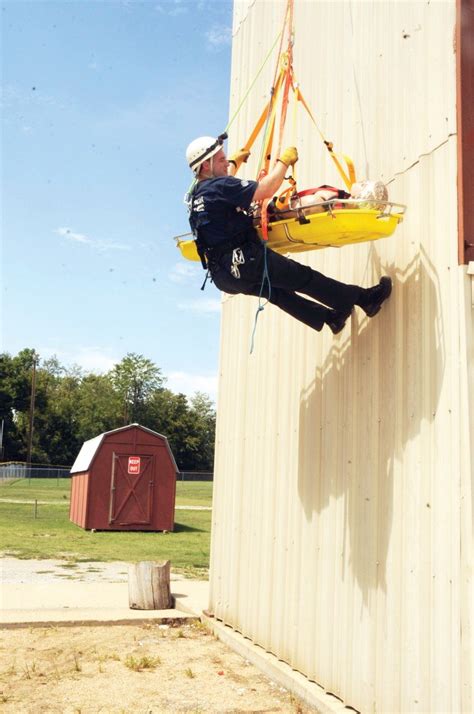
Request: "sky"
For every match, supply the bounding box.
[1,0,235,402]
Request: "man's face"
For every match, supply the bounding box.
[203,148,229,178]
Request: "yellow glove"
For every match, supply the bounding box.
[228,148,251,170]
[278,146,298,167]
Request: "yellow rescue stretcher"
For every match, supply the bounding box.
[175,198,407,261]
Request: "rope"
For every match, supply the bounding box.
[349,2,369,177]
[183,177,198,209]
[224,27,284,135]
[250,243,272,354]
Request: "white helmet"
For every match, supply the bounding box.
[186,134,226,173]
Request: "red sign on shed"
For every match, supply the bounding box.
[128,456,141,475]
[69,424,177,532]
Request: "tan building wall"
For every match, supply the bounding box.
[209,1,473,712]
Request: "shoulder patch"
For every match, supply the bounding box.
[240,180,249,187]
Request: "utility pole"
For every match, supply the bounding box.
[26,353,38,480]
[0,419,4,461]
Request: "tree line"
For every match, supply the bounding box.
[0,349,215,471]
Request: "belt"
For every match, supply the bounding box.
[203,233,255,262]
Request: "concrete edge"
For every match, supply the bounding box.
[202,615,357,714]
[172,594,201,617]
[1,613,199,630]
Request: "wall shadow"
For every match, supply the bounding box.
[298,247,445,602]
[173,522,206,533]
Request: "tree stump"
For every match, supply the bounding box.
[128,560,172,610]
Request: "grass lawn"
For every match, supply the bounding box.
[0,478,212,507]
[0,479,213,577]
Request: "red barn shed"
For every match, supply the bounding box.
[69,424,177,531]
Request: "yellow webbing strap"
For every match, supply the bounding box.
[325,142,357,191]
[261,91,280,174]
[294,85,357,191]
[275,55,293,163]
[243,70,284,154]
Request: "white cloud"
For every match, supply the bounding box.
[39,346,118,374]
[155,0,187,17]
[167,371,217,401]
[206,24,232,50]
[39,347,217,401]
[73,347,118,373]
[178,298,221,314]
[56,226,92,244]
[168,262,200,283]
[56,226,131,252]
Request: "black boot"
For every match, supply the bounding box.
[358,276,392,317]
[326,306,353,335]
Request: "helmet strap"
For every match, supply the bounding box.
[198,158,214,180]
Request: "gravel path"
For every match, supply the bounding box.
[1,556,130,584]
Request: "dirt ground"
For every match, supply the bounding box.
[0,559,320,713]
[0,621,319,713]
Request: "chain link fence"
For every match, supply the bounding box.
[177,471,213,481]
[0,463,70,481]
[0,463,213,481]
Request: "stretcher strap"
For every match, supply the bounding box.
[275,176,297,210]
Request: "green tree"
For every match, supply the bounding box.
[33,361,83,464]
[0,349,46,461]
[109,353,164,424]
[0,352,21,460]
[74,373,123,442]
[145,389,215,471]
[188,392,216,470]
[0,349,216,471]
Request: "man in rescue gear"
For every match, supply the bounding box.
[185,135,392,334]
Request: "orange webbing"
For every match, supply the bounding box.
[243,69,285,156]
[275,176,297,210]
[260,197,271,242]
[263,114,277,174]
[276,0,294,159]
[276,59,293,162]
[253,0,296,240]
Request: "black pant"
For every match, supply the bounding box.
[209,240,364,331]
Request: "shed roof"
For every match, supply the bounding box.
[70,424,178,474]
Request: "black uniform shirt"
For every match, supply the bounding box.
[189,176,258,248]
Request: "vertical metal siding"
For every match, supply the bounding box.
[69,473,89,528]
[210,1,473,713]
